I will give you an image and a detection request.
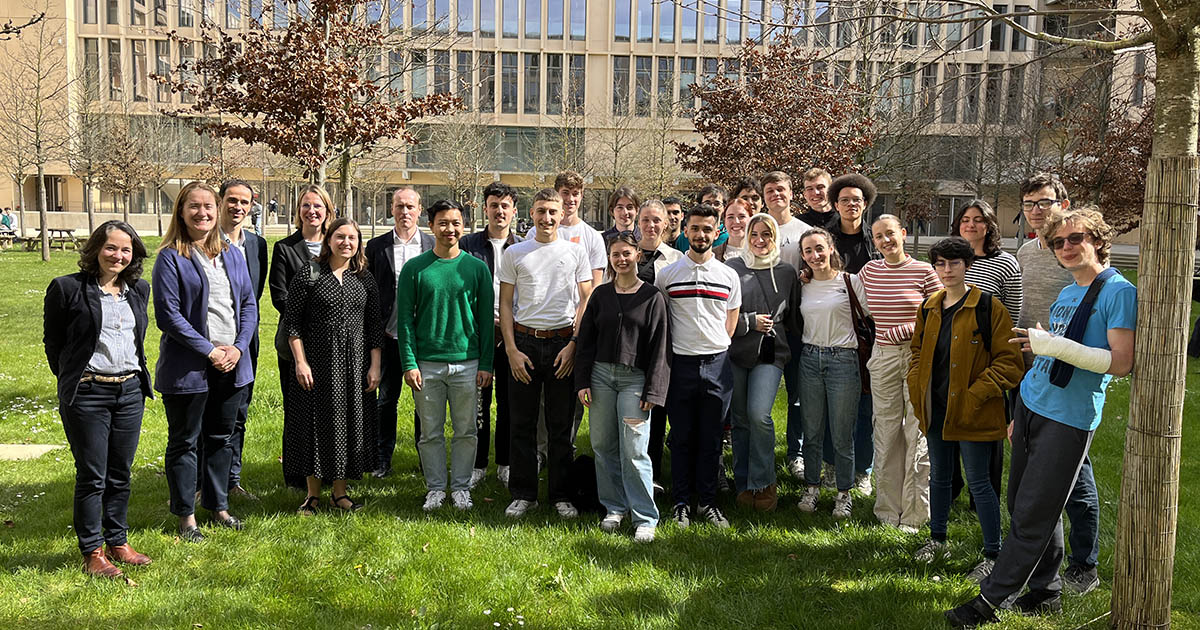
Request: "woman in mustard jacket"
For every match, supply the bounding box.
[907,237,1024,581]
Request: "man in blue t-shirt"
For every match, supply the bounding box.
[945,207,1136,628]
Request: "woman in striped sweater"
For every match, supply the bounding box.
[952,199,1022,324]
[858,215,942,532]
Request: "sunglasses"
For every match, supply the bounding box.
[1049,232,1090,250]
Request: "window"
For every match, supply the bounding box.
[919,63,937,122]
[679,57,696,110]
[834,60,850,87]
[411,50,427,98]
[1132,51,1147,106]
[901,2,918,48]
[248,0,261,25]
[659,0,674,42]
[968,8,986,49]
[480,0,494,35]
[726,0,742,44]
[503,0,518,37]
[524,53,540,113]
[179,41,195,103]
[132,0,146,25]
[923,2,940,48]
[746,0,761,41]
[388,51,404,95]
[635,56,651,116]
[457,0,473,33]
[525,0,540,37]
[547,53,563,114]
[612,56,630,115]
[367,52,382,83]
[990,4,1007,51]
[637,0,652,42]
[225,0,239,28]
[203,0,215,22]
[456,50,473,110]
[548,0,563,38]
[963,63,981,123]
[109,0,121,24]
[813,1,830,47]
[681,0,697,43]
[501,52,517,113]
[83,39,100,101]
[434,50,450,94]
[413,0,427,31]
[879,2,894,46]
[897,63,915,113]
[836,6,852,47]
[984,64,1003,122]
[1011,5,1030,51]
[273,0,287,28]
[480,51,496,112]
[615,0,630,41]
[941,64,959,123]
[570,0,585,39]
[1005,65,1023,122]
[83,0,98,24]
[568,54,585,109]
[946,3,963,49]
[701,56,717,107]
[107,39,122,100]
[703,0,718,43]
[434,0,449,32]
[154,40,170,102]
[657,57,674,113]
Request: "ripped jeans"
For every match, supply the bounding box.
[588,362,659,527]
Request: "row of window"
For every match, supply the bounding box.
[82,37,186,103]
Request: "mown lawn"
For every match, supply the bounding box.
[0,242,1196,629]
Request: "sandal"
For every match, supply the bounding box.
[298,496,320,516]
[331,494,363,513]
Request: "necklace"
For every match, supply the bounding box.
[614,277,641,292]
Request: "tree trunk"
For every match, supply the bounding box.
[122,192,129,224]
[37,164,48,262]
[338,151,353,218]
[84,180,95,234]
[1111,31,1200,630]
[15,175,25,238]
[155,186,163,237]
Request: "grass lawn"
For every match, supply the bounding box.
[0,241,1196,629]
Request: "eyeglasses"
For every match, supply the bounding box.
[1049,232,1090,250]
[837,197,865,206]
[933,259,966,269]
[1021,199,1059,211]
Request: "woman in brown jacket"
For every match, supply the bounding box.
[907,237,1024,581]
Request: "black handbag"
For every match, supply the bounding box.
[844,273,875,394]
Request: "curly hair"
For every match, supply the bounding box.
[951,199,1003,256]
[1040,205,1114,265]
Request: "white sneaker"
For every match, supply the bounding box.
[699,504,729,529]
[822,463,836,488]
[787,457,805,480]
[497,465,510,488]
[797,486,820,513]
[422,490,446,512]
[599,512,624,532]
[854,472,873,495]
[633,525,656,543]
[450,489,473,511]
[897,524,920,535]
[505,499,537,518]
[671,503,691,528]
[468,468,486,489]
[914,539,949,562]
[555,501,579,519]
[832,491,852,519]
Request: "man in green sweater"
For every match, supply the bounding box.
[397,200,495,512]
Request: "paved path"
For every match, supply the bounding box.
[0,444,63,461]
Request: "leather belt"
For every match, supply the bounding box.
[80,372,138,384]
[513,323,574,339]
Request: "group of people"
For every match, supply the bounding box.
[43,169,1136,629]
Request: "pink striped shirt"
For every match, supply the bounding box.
[859,256,943,346]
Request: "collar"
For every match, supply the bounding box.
[221,228,244,247]
[93,278,129,298]
[684,252,719,269]
[393,228,421,245]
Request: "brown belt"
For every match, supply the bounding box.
[80,372,138,384]
[513,323,574,339]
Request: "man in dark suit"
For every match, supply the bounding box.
[366,187,434,477]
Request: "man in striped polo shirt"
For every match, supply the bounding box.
[859,214,942,533]
[656,203,742,529]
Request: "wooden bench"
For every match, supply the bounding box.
[0,233,13,250]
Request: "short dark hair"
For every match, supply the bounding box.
[928,236,976,267]
[730,176,762,200]
[481,181,518,207]
[694,184,727,206]
[1020,172,1069,201]
[427,199,469,225]
[662,196,684,208]
[828,173,877,210]
[219,179,254,199]
[685,202,721,226]
[78,220,148,286]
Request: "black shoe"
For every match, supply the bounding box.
[297,496,320,516]
[213,514,244,531]
[331,494,363,513]
[1062,564,1100,595]
[179,525,205,543]
[944,595,998,628]
[1011,589,1062,615]
[371,466,392,479]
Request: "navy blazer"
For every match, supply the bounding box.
[43,272,153,405]
[460,228,522,274]
[365,228,434,325]
[152,245,258,395]
[243,231,268,304]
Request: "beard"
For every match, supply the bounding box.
[690,240,711,255]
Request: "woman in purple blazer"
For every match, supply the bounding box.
[153,181,257,542]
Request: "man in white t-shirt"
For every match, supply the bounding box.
[655,203,741,529]
[525,171,606,286]
[498,188,594,520]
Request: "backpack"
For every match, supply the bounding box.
[918,289,994,353]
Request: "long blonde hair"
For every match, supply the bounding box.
[159,181,225,258]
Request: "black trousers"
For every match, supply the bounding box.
[474,337,511,469]
[377,337,421,470]
[199,335,258,492]
[649,407,667,482]
[665,352,732,508]
[163,368,247,516]
[59,378,144,554]
[507,333,575,503]
[980,395,1093,604]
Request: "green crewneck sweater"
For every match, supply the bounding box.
[396,249,495,373]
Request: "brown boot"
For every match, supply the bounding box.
[106,543,152,566]
[754,483,778,512]
[735,490,755,510]
[83,547,123,578]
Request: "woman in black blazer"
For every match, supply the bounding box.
[43,220,154,579]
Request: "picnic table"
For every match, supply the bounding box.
[23,229,81,252]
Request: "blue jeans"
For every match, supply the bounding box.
[799,345,859,491]
[927,421,1002,555]
[413,360,480,492]
[731,363,782,492]
[822,392,874,475]
[589,362,658,527]
[784,331,804,462]
[1065,456,1100,568]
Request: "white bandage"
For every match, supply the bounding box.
[1027,325,1112,374]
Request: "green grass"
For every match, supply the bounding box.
[0,243,1196,629]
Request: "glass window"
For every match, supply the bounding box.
[1133,51,1146,106]
[503,0,518,37]
[457,0,473,33]
[703,1,718,43]
[434,50,450,94]
[658,1,674,41]
[547,53,563,114]
[548,0,563,38]
[1012,5,1030,51]
[178,41,195,104]
[456,50,473,110]
[791,0,807,46]
[411,50,427,98]
[635,56,651,116]
[901,2,918,48]
[681,0,697,43]
[524,53,540,113]
[746,0,761,42]
[897,63,915,113]
[701,56,717,108]
[203,0,216,22]
[272,0,287,28]
[990,4,1007,51]
[248,0,261,24]
[501,52,517,112]
[434,0,449,32]
[480,51,496,112]
[963,63,981,123]
[480,0,494,36]
[132,0,146,25]
[984,64,1003,122]
[726,0,742,44]
[569,54,585,110]
[107,39,122,100]
[941,64,959,123]
[920,63,937,122]
[364,0,381,22]
[813,1,830,47]
[1005,65,1023,122]
[367,52,382,83]
[656,57,674,113]
[154,40,170,102]
[570,0,585,40]
[612,56,630,116]
[225,0,239,28]
[968,8,986,48]
[615,0,630,41]
[924,2,940,48]
[679,57,696,111]
[413,0,427,31]
[389,50,404,95]
[526,0,540,37]
[946,3,963,50]
[637,0,652,42]
[83,39,100,101]
[836,6,852,47]
[84,0,97,24]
